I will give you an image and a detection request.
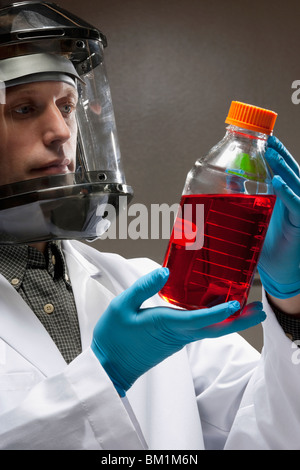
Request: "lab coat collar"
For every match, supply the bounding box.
[62,240,116,350]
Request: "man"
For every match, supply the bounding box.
[0,2,299,450]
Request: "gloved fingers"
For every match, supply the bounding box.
[184,300,241,330]
[119,267,170,311]
[273,175,300,227]
[265,147,300,197]
[267,136,299,176]
[197,301,266,339]
[149,300,241,334]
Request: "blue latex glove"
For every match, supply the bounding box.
[258,136,300,299]
[91,268,266,396]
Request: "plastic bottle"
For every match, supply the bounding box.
[159,101,277,315]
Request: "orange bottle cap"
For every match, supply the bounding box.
[225,101,277,135]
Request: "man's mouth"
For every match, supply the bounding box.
[31,158,72,176]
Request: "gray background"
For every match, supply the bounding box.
[3,0,300,350]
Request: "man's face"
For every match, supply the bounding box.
[0,80,78,186]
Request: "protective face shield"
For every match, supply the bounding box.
[0,1,133,244]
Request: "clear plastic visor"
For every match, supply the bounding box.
[0,42,126,187]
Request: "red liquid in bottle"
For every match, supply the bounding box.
[159,194,276,312]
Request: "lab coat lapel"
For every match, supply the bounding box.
[63,241,115,350]
[0,274,67,377]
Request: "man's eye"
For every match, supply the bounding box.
[60,104,75,115]
[14,105,33,115]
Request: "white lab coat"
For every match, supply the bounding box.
[0,239,299,450]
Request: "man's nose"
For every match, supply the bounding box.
[42,103,71,148]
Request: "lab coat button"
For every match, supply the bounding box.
[44,303,54,314]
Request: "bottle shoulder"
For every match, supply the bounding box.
[184,132,273,196]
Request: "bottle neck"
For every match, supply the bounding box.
[226,124,269,142]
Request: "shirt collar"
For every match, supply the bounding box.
[0,241,70,290]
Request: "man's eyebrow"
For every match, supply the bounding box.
[64,89,79,101]
[6,87,36,98]
[55,85,79,103]
[6,86,79,102]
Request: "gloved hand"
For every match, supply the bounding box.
[258,136,300,299]
[91,267,266,396]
